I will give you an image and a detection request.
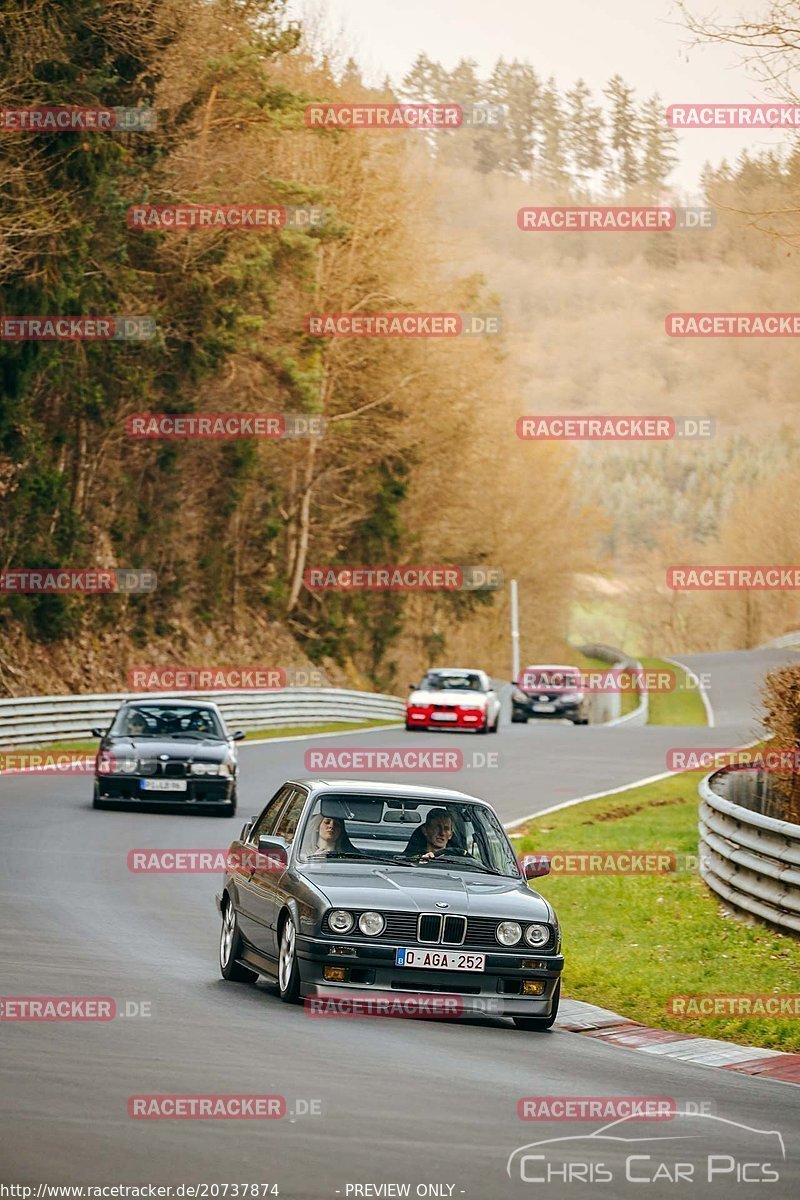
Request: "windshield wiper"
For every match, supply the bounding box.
[413,853,511,876]
[309,852,388,863]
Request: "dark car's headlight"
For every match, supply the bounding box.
[511,688,530,703]
[496,920,522,946]
[358,911,385,937]
[99,753,138,774]
[190,762,222,776]
[524,923,551,947]
[137,757,157,775]
[328,909,354,934]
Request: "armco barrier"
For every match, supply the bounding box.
[575,642,649,727]
[699,767,800,936]
[0,687,405,749]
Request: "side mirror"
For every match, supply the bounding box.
[256,834,289,872]
[522,855,551,879]
[231,730,246,741]
[91,726,106,738]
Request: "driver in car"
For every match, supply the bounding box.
[404,808,469,860]
[125,711,148,737]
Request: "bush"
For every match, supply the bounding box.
[761,664,800,823]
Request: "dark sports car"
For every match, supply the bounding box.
[216,779,563,1030]
[92,699,244,816]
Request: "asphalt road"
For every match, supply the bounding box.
[1,647,798,1197]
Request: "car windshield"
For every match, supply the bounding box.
[521,669,581,691]
[421,672,483,692]
[298,795,520,876]
[109,705,226,740]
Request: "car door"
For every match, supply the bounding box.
[236,785,296,950]
[242,786,309,962]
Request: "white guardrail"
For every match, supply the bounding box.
[576,642,649,727]
[0,687,406,748]
[699,768,800,936]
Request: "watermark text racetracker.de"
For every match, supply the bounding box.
[126,414,325,439]
[304,313,500,337]
[1,316,156,341]
[304,102,504,129]
[517,416,713,440]
[127,666,326,690]
[0,997,151,1020]
[0,569,156,593]
[303,747,499,772]
[0,106,156,131]
[667,565,800,590]
[128,204,328,231]
[517,206,714,231]
[304,565,502,591]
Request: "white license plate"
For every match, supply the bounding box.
[140,778,187,792]
[431,712,458,721]
[533,703,556,712]
[395,948,485,972]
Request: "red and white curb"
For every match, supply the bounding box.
[557,999,800,1085]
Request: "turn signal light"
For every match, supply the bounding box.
[323,965,347,982]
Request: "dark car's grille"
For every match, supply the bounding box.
[321,910,554,951]
[163,761,188,778]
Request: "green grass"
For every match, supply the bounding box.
[513,770,800,1052]
[641,656,708,726]
[0,718,401,763]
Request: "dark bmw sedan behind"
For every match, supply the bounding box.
[92,699,245,816]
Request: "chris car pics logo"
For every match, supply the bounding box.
[507,1112,785,1185]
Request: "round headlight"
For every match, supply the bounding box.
[358,911,385,937]
[328,909,354,934]
[116,756,138,774]
[525,923,550,947]
[496,920,522,946]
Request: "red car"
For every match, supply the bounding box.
[406,668,501,733]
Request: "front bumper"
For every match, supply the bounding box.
[512,698,583,720]
[406,706,487,730]
[95,773,234,807]
[296,933,563,1018]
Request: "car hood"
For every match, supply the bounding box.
[102,736,230,761]
[302,862,553,921]
[408,689,487,707]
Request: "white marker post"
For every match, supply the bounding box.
[510,578,520,683]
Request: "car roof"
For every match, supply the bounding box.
[122,697,224,710]
[425,667,485,675]
[290,778,491,805]
[522,663,581,672]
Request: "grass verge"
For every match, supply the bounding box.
[642,656,708,726]
[513,769,800,1052]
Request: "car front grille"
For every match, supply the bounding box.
[163,761,188,777]
[321,910,554,951]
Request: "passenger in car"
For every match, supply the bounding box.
[304,814,359,856]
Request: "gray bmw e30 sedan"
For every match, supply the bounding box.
[216,779,563,1030]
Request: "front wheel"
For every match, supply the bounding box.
[278,914,301,1004]
[219,900,257,982]
[513,981,560,1031]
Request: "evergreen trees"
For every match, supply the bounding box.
[398,52,679,198]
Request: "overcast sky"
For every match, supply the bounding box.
[288,0,789,190]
